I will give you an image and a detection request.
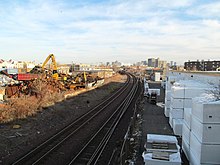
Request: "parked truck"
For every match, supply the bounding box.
[145,88,160,104]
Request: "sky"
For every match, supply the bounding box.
[0,0,220,65]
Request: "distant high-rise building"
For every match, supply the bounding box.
[170,61,174,66]
[141,61,147,65]
[158,60,167,68]
[147,58,167,68]
[148,58,156,67]
[155,58,159,67]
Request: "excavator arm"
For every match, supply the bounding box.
[42,54,58,80]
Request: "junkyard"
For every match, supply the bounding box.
[1,1,220,164]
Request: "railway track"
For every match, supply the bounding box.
[12,73,139,165]
[69,74,139,165]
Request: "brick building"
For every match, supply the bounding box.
[184,60,220,71]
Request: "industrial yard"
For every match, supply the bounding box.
[0,54,113,123]
[0,63,220,165]
[0,55,220,165]
[1,0,220,164]
[162,71,220,165]
[0,73,127,164]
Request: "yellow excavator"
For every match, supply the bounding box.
[42,54,59,80]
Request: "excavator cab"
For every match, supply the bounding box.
[52,70,59,80]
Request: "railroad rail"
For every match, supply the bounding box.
[12,73,139,165]
[69,74,139,165]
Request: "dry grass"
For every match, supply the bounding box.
[0,79,64,123]
[0,74,126,123]
[0,97,39,122]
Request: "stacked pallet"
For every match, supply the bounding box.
[142,134,181,165]
[185,98,220,164]
[168,80,211,136]
[164,71,220,164]
[164,76,178,117]
[182,107,192,160]
[164,90,171,117]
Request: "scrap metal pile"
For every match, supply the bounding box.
[0,70,103,100]
[0,54,105,123]
[0,54,104,101]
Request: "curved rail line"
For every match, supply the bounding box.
[12,73,133,165]
[68,73,139,165]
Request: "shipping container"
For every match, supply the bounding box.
[17,74,39,81]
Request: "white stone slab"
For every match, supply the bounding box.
[166,90,171,100]
[142,152,182,165]
[169,115,173,128]
[147,134,178,144]
[189,150,210,165]
[182,122,191,144]
[170,107,184,119]
[191,116,220,144]
[164,106,170,117]
[171,97,184,109]
[173,119,183,136]
[190,132,220,164]
[171,86,184,98]
[183,98,192,108]
[165,99,171,108]
[182,136,190,162]
[145,143,180,153]
[184,108,192,129]
[192,99,220,124]
[171,86,207,99]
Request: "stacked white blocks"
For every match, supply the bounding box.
[164,72,220,164]
[165,90,171,117]
[182,108,192,161]
[142,134,182,165]
[189,99,220,164]
[164,76,177,117]
[173,119,183,136]
[168,80,210,136]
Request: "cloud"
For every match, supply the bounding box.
[0,0,220,65]
[187,1,220,18]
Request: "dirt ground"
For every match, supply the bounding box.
[0,74,127,164]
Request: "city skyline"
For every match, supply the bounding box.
[0,0,220,65]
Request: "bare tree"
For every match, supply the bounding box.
[209,80,220,101]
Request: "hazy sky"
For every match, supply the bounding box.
[0,0,220,65]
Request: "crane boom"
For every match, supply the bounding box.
[42,54,58,80]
